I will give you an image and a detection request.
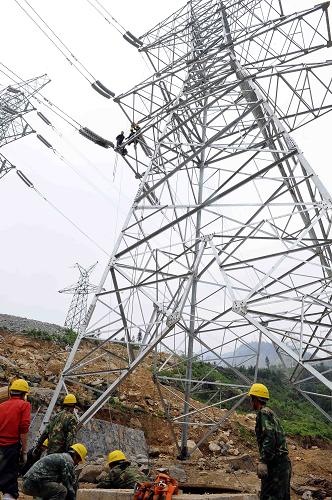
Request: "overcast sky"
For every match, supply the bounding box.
[0,0,331,325]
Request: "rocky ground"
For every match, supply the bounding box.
[0,328,331,499]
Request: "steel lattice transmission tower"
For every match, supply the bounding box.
[0,74,50,179]
[44,0,332,455]
[59,263,98,333]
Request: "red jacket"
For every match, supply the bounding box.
[0,396,31,446]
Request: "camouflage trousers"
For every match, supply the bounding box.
[22,478,68,499]
[260,456,291,500]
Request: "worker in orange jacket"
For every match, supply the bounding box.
[0,378,31,500]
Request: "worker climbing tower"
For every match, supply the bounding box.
[59,263,98,333]
[45,0,332,456]
[0,75,49,179]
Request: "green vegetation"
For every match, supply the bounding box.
[158,357,332,440]
[23,328,77,347]
[247,367,332,440]
[236,422,256,445]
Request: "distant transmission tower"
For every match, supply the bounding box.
[59,263,98,332]
[45,0,332,455]
[0,75,50,179]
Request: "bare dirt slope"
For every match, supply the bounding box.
[1,329,331,499]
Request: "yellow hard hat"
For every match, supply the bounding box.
[248,383,269,400]
[108,450,126,464]
[63,393,77,405]
[43,439,49,447]
[10,379,30,393]
[70,443,87,462]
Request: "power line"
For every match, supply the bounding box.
[0,63,80,130]
[83,0,143,48]
[0,62,115,150]
[13,0,115,98]
[84,0,124,35]
[15,168,109,256]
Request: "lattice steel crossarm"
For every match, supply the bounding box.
[0,153,16,180]
[45,0,332,451]
[0,74,50,148]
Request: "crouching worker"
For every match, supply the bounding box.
[20,438,49,476]
[97,450,148,489]
[22,443,87,500]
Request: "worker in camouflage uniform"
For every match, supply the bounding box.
[22,443,87,500]
[248,383,291,500]
[36,394,78,455]
[97,450,148,489]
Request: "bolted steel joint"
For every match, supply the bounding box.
[201,233,214,242]
[232,300,247,315]
[166,310,181,327]
[108,257,116,268]
[317,199,332,212]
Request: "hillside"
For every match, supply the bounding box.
[203,341,282,368]
[0,323,331,498]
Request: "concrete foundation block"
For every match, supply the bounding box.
[77,490,258,500]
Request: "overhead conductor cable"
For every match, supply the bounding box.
[13,0,115,98]
[0,63,114,148]
[15,169,109,256]
[84,0,143,48]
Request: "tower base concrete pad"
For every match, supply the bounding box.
[77,490,258,500]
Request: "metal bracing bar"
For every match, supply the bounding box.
[117,150,296,260]
[135,100,264,204]
[173,392,247,421]
[245,218,326,300]
[0,153,16,180]
[154,377,181,454]
[296,389,332,424]
[210,238,236,301]
[293,368,332,386]
[247,309,332,330]
[221,5,332,283]
[79,241,206,425]
[157,375,248,388]
[299,390,332,399]
[244,314,332,391]
[188,393,247,456]
[159,382,218,425]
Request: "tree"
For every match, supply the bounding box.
[265,356,270,370]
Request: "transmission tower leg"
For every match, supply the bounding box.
[180,96,208,458]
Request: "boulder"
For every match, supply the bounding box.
[168,464,187,483]
[208,441,221,453]
[129,417,142,429]
[224,454,256,472]
[0,355,18,369]
[177,440,203,459]
[136,454,149,466]
[79,464,104,483]
[220,442,230,456]
[148,446,161,458]
[46,359,64,375]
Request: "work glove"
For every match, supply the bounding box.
[20,451,28,466]
[257,462,268,479]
